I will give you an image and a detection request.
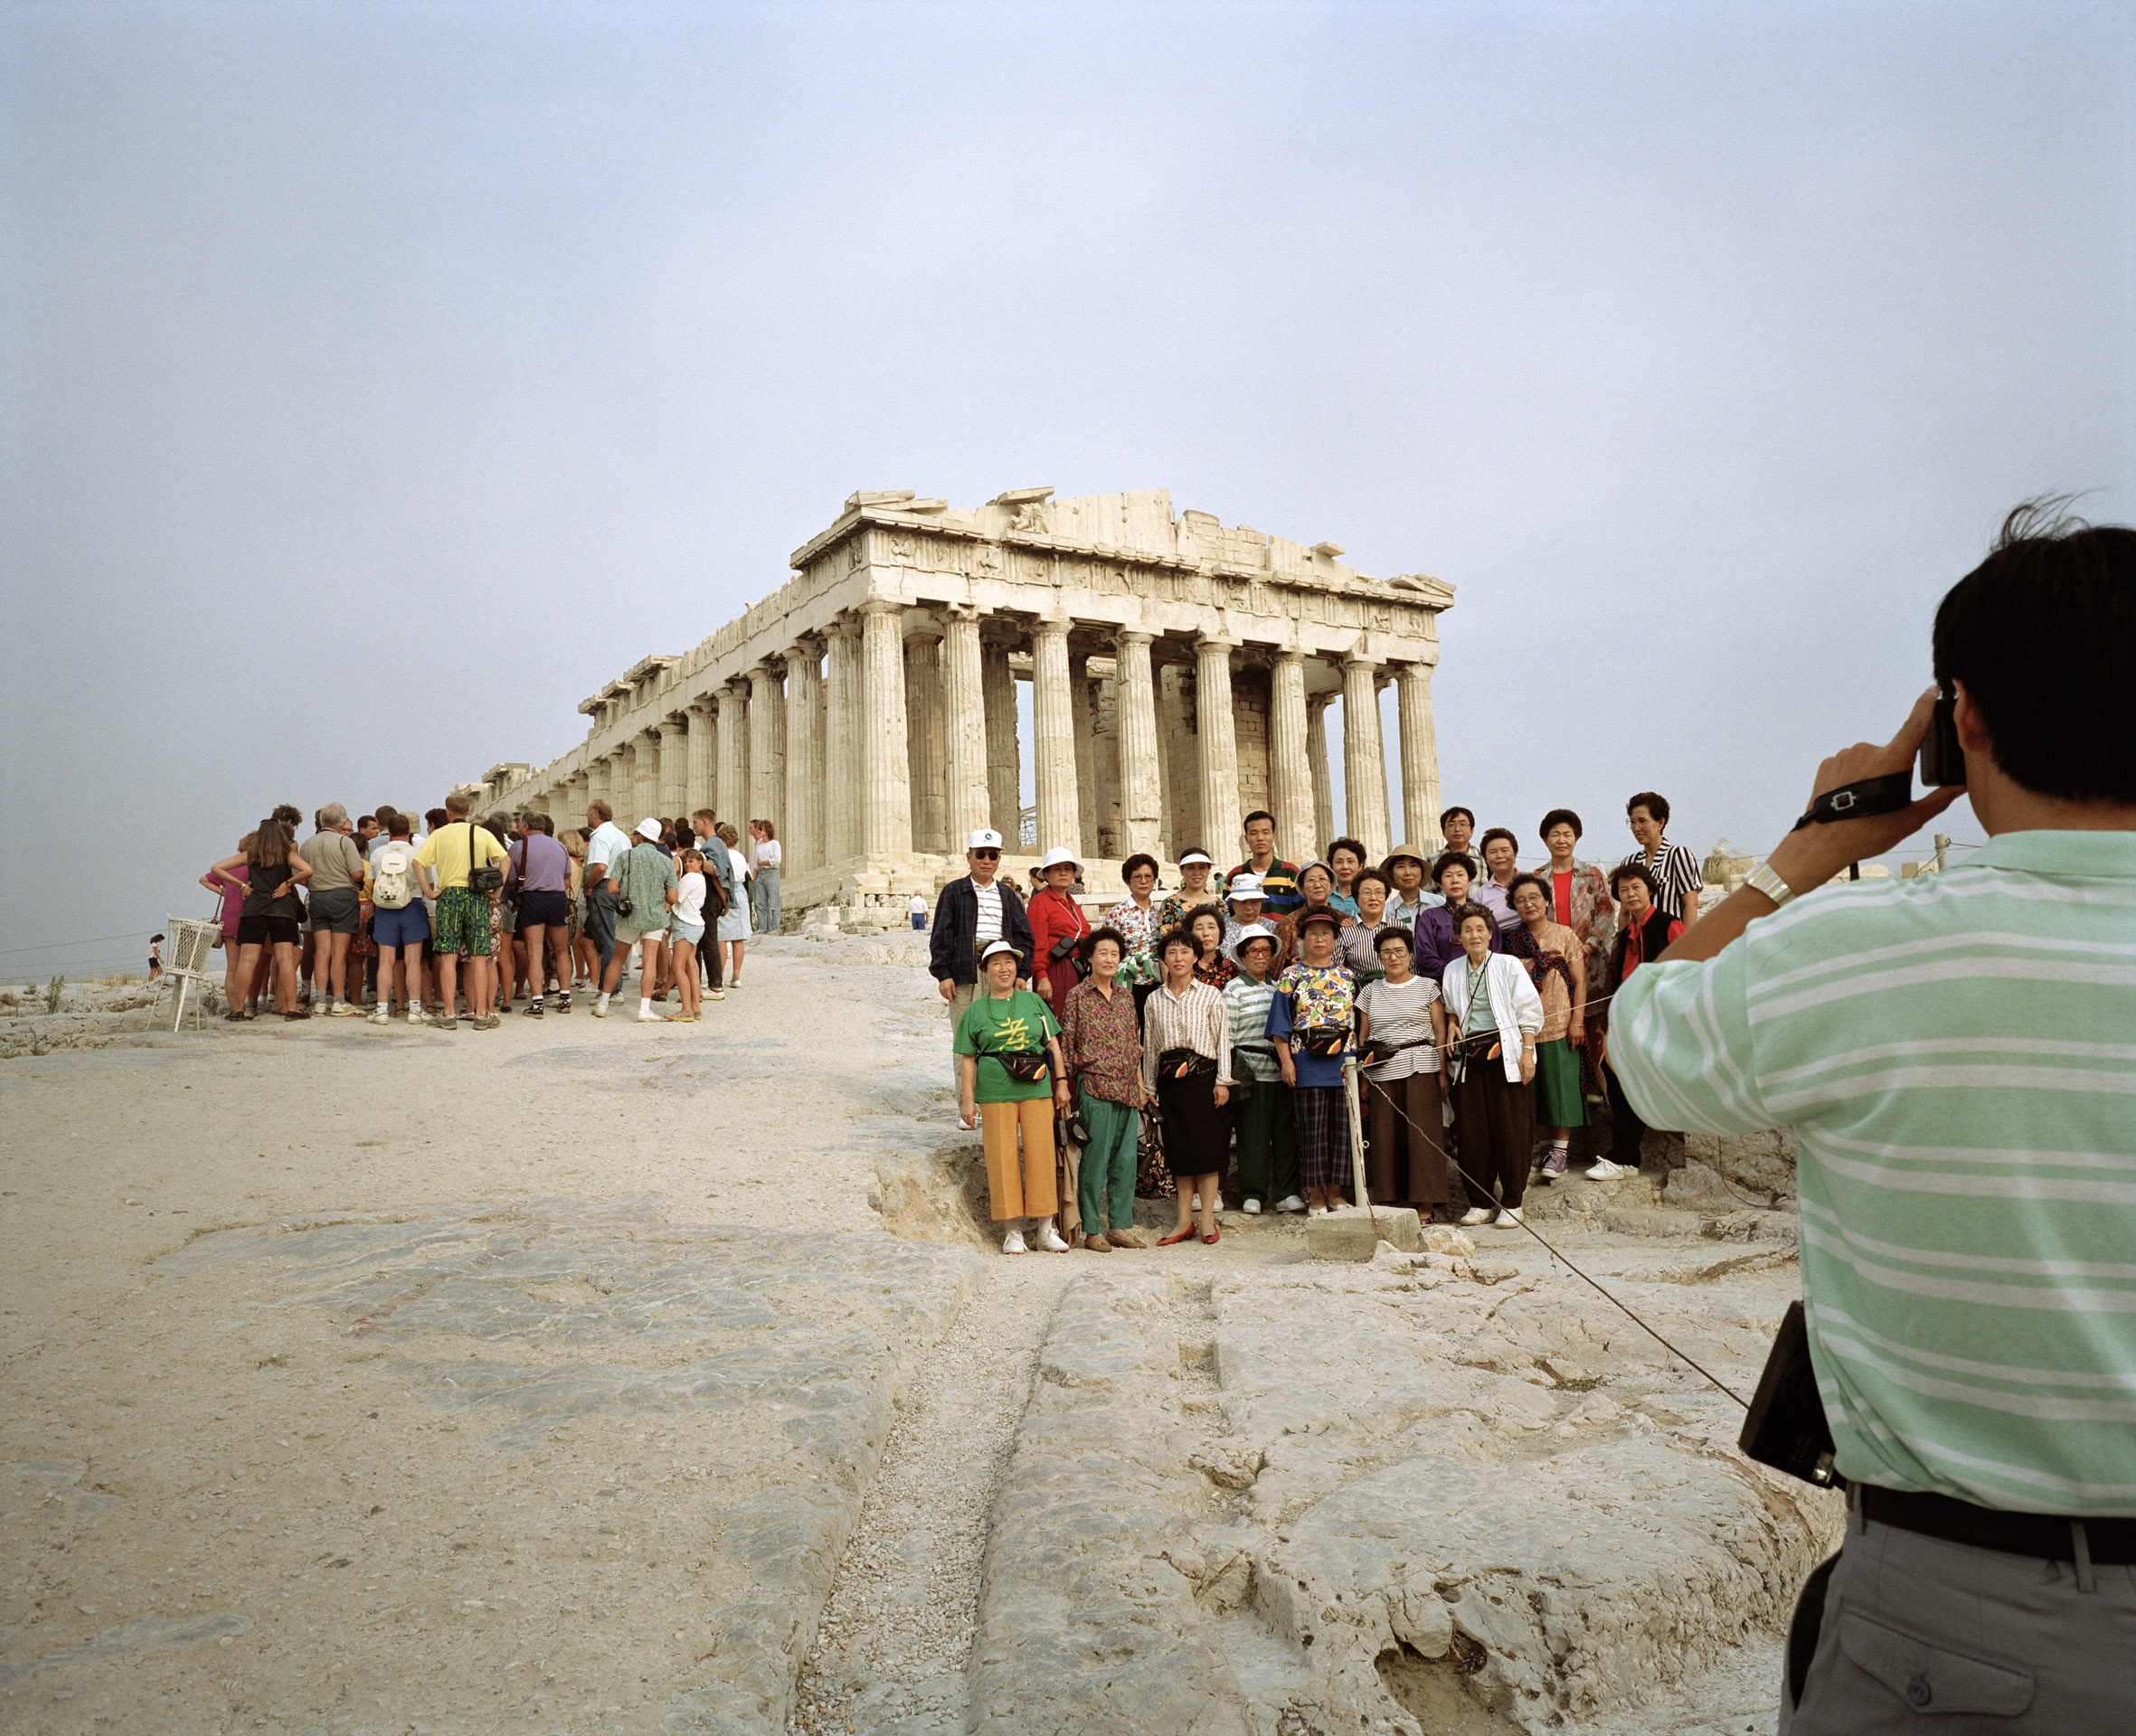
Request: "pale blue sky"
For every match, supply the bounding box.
[3,2,2131,969]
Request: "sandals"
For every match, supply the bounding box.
[1157,1227,1198,1247]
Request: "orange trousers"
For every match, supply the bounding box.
[980,1099,1058,1221]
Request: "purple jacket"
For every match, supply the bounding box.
[1413,903,1502,986]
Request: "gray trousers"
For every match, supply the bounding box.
[945,980,978,1094]
[1782,1498,2136,1732]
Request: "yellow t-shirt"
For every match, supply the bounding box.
[413,821,506,892]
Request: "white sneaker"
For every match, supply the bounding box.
[592,996,609,1018]
[637,1007,660,1023]
[707,988,726,1001]
[366,1008,388,1025]
[1000,1229,1027,1255]
[404,1009,421,1025]
[1033,1222,1071,1253]
[1242,1198,1262,1215]
[1583,1159,1629,1180]
[1459,1207,1495,1226]
[1274,1194,1307,1214]
[1495,1205,1524,1226]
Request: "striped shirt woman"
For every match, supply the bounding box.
[1616,841,1702,923]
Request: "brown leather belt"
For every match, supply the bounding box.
[1861,1485,2136,1564]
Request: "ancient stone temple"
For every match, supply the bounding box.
[460,487,1454,927]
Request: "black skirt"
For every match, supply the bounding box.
[1156,1071,1227,1175]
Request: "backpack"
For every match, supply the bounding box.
[373,844,417,910]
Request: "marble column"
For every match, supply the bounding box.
[657,716,687,816]
[685,701,715,816]
[750,661,786,837]
[1341,652,1391,862]
[826,618,863,862]
[860,600,913,856]
[630,733,658,826]
[980,638,1021,840]
[1093,671,1121,859]
[717,679,750,829]
[1195,635,1242,862]
[904,620,948,855]
[567,771,591,820]
[941,607,990,850]
[1394,661,1442,852]
[784,637,824,875]
[1114,629,1162,859]
[1308,695,1335,859]
[1269,649,1315,866]
[1030,618,1082,857]
[1070,651,1100,861]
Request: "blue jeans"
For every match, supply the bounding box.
[583,888,618,975]
[751,866,780,935]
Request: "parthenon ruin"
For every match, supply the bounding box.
[461,487,1455,926]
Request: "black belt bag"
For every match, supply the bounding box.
[1157,1047,1215,1081]
[994,1051,1049,1083]
[1296,1024,1350,1058]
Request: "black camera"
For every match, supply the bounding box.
[1918,685,1966,788]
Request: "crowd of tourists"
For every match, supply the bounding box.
[199,797,785,1028]
[932,797,1705,1256]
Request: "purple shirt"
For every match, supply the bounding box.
[1413,903,1503,985]
[508,834,571,894]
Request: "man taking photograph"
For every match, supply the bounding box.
[1610,505,2136,1731]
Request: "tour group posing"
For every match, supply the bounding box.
[933,800,1704,1256]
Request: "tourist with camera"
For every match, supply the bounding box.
[1026,844,1091,1017]
[1609,508,2136,1731]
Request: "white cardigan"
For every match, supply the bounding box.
[1440,952,1545,1083]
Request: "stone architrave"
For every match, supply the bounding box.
[1308,695,1335,861]
[904,619,948,856]
[981,638,1021,841]
[1030,618,1082,858]
[658,716,687,816]
[685,702,715,816]
[1395,661,1443,854]
[1114,630,1162,859]
[784,637,825,875]
[825,618,862,862]
[750,662,786,837]
[940,608,990,850]
[859,601,912,856]
[1196,636,1243,861]
[1341,651,1391,862]
[717,679,750,830]
[1070,651,1100,862]
[1269,649,1316,865]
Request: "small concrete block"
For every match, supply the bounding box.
[1307,1206,1421,1261]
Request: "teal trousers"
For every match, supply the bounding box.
[1078,1087,1139,1233]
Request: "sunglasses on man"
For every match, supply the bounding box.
[971,848,1001,860]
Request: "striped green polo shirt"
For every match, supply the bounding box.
[1611,829,2136,1515]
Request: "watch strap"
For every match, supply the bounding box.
[1746,862,1798,908]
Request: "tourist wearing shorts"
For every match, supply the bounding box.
[666,850,708,1021]
[508,815,574,1016]
[202,835,254,1014]
[714,822,752,986]
[598,817,679,1022]
[230,817,314,1021]
[687,810,734,999]
[366,815,434,1024]
[412,801,507,1030]
[299,805,369,1016]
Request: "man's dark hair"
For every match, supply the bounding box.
[1242,809,1276,830]
[1539,808,1583,843]
[1626,791,1670,826]
[1934,501,2136,804]
[1609,862,1658,898]
[1440,806,1475,829]
[387,812,412,838]
[426,807,449,829]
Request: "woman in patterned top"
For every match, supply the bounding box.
[1059,928,1148,1254]
[1441,904,1545,1228]
[1618,791,1702,925]
[1157,849,1224,933]
[1506,873,1587,1184]
[1186,905,1237,990]
[1271,860,1349,971]
[1104,854,1164,985]
[1333,868,1394,982]
[1269,909,1356,1213]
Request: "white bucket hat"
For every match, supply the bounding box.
[968,828,1004,851]
[1226,873,1265,903]
[978,939,1021,965]
[1038,846,1079,873]
[636,817,662,840]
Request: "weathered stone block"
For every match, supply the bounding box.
[1306,1207,1421,1260]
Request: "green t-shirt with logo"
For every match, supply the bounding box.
[953,989,1062,1104]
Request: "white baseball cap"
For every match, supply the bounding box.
[636,817,662,840]
[1038,846,1079,872]
[1177,849,1214,867]
[978,939,1021,964]
[1226,873,1265,902]
[968,828,1004,851]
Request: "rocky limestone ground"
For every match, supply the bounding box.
[0,929,1831,1735]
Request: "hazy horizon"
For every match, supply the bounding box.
[4,2,2130,976]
